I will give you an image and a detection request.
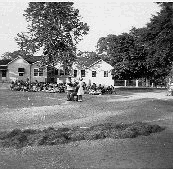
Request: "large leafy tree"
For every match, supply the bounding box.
[143,2,173,83]
[97,2,173,83]
[15,2,89,70]
[97,33,147,79]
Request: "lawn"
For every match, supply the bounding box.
[0,88,171,132]
[0,90,66,109]
[1,88,173,168]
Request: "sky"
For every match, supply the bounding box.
[0,1,161,57]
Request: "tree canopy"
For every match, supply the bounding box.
[15,2,89,68]
[97,2,173,82]
[1,50,28,60]
[97,32,147,79]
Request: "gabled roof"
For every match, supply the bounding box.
[75,57,101,68]
[0,59,12,65]
[7,55,42,65]
[22,56,42,64]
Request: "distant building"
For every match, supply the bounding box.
[0,56,48,83]
[0,56,115,86]
[0,59,11,82]
[71,58,114,86]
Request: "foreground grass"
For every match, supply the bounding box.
[0,122,165,149]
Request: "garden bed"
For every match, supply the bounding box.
[0,122,165,149]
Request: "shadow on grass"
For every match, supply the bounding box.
[0,122,165,149]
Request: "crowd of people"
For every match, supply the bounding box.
[10,78,116,101]
[65,77,116,102]
[10,79,66,93]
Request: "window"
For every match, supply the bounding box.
[55,69,59,75]
[34,69,39,76]
[65,68,69,75]
[18,68,24,72]
[81,70,85,77]
[60,69,64,76]
[2,70,6,77]
[74,70,77,77]
[104,71,108,77]
[19,73,23,76]
[34,68,43,76]
[92,71,96,77]
[39,68,43,76]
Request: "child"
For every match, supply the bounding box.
[66,77,75,101]
[77,78,84,102]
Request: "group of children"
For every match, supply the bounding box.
[66,78,116,102]
[87,83,115,95]
[10,79,116,102]
[10,80,66,93]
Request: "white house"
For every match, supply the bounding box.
[0,55,115,86]
[71,58,114,86]
[0,56,47,83]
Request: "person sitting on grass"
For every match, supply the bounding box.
[10,81,15,90]
[106,86,112,94]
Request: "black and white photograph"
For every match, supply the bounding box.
[0,1,173,168]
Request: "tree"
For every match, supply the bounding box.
[97,33,147,80]
[97,3,173,83]
[137,2,173,83]
[16,2,89,71]
[15,32,39,55]
[1,50,28,60]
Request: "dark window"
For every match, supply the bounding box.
[34,69,39,76]
[81,70,85,77]
[60,69,64,76]
[55,69,59,75]
[92,71,96,77]
[2,70,6,77]
[34,68,43,76]
[39,68,43,76]
[74,70,77,77]
[65,69,69,75]
[18,68,24,72]
[104,71,108,77]
[19,73,23,76]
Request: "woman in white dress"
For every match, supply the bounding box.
[77,78,84,102]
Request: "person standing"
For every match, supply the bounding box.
[66,77,74,101]
[77,78,84,102]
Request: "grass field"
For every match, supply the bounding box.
[0,88,171,131]
[1,88,173,168]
